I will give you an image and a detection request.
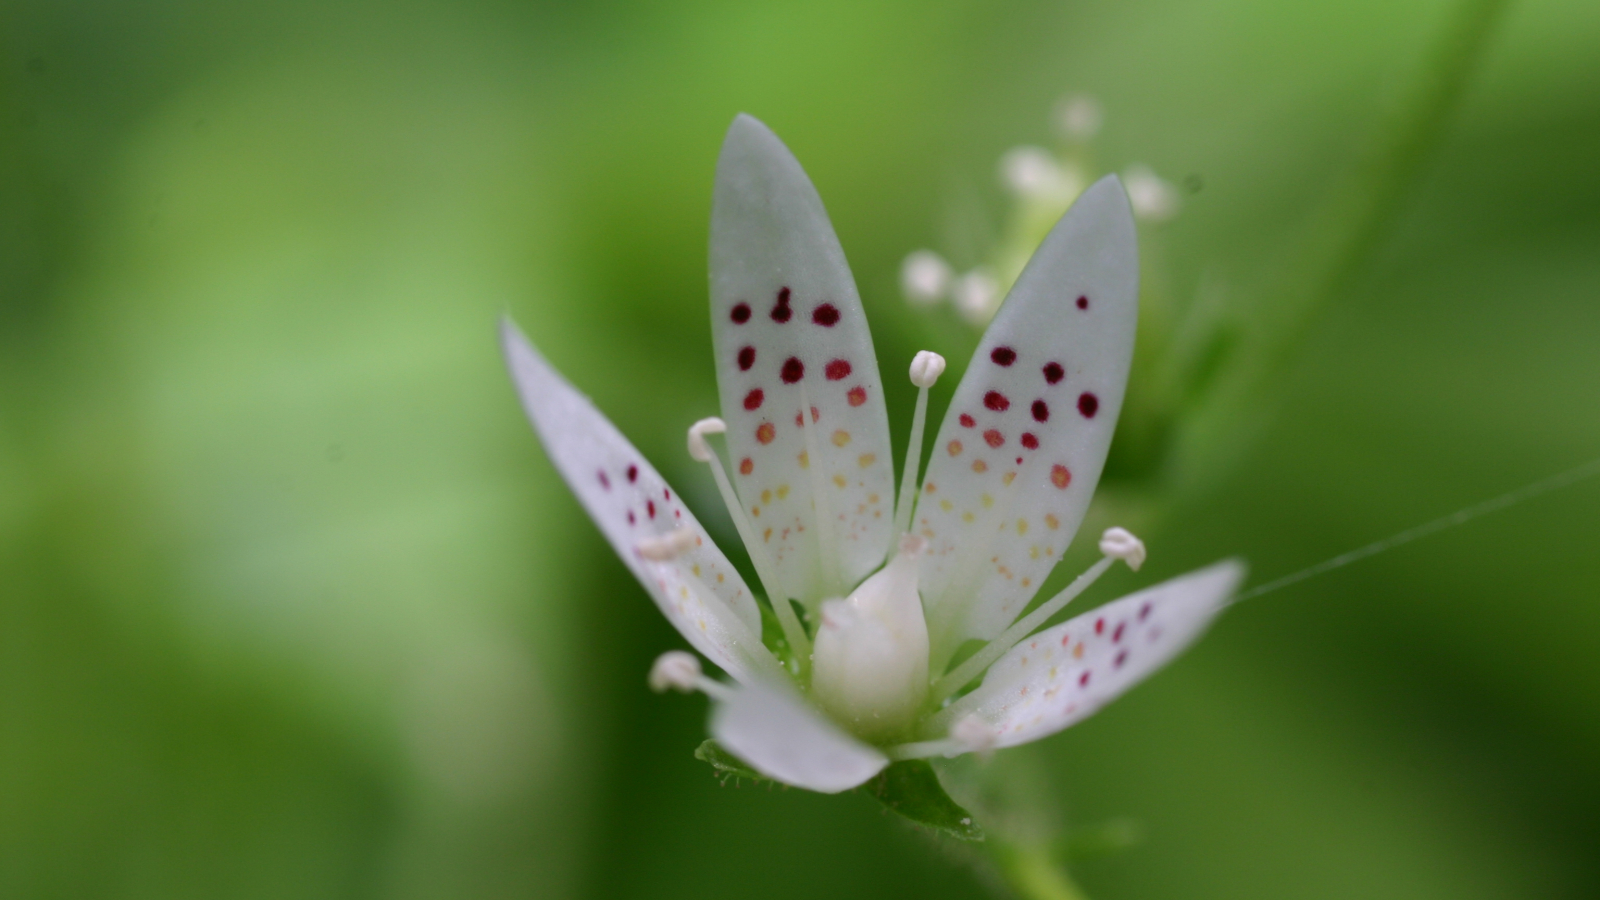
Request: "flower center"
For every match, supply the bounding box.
[809,534,931,742]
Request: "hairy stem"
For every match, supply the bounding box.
[992,842,1091,900]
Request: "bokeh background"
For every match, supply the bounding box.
[3,0,1598,898]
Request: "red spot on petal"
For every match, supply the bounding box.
[1076,295,1089,310]
[1139,602,1151,622]
[1016,457,1023,465]
[990,346,1017,366]
[597,470,610,489]
[663,488,670,500]
[737,346,756,370]
[730,303,751,324]
[959,413,975,428]
[743,388,764,411]
[824,359,852,380]
[1050,465,1072,489]
[627,465,639,483]
[1078,392,1099,418]
[780,357,805,383]
[847,386,867,407]
[1043,362,1065,384]
[1113,623,1125,643]
[812,303,840,327]
[739,457,753,475]
[984,391,1010,411]
[795,406,820,427]
[771,287,793,323]
[1021,432,1039,450]
[983,429,1004,448]
[627,510,635,524]
[1032,400,1049,422]
[647,500,656,519]
[1115,650,1128,668]
[1095,618,1104,635]
[756,423,776,444]
[1079,671,1091,687]
[1062,634,1071,646]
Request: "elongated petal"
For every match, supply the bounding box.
[915,176,1139,664]
[938,560,1244,749]
[501,319,780,684]
[710,115,895,608]
[710,679,889,793]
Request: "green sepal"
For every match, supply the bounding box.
[694,740,764,784]
[862,760,985,841]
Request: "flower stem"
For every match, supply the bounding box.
[991,842,1091,900]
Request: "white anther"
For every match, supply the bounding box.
[1054,93,1103,141]
[909,351,946,389]
[1123,164,1179,223]
[687,417,726,463]
[952,268,1000,324]
[951,714,997,754]
[1099,526,1147,571]
[901,250,952,305]
[637,527,698,561]
[648,651,703,693]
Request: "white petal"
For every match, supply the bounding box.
[500,319,780,684]
[939,560,1245,749]
[710,678,889,793]
[710,114,896,609]
[914,176,1139,667]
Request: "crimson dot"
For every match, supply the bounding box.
[627,465,638,483]
[983,391,1010,411]
[984,429,1004,448]
[1113,623,1125,643]
[647,500,656,519]
[663,488,670,500]
[959,413,975,428]
[812,304,840,327]
[781,357,805,383]
[1079,671,1091,687]
[1139,602,1152,622]
[743,388,764,410]
[990,346,1017,366]
[1114,650,1128,668]
[1078,392,1099,418]
[627,511,635,524]
[730,303,751,324]
[1016,457,1023,465]
[1043,362,1064,384]
[1095,618,1104,635]
[1032,400,1049,422]
[1021,433,1039,449]
[597,470,610,489]
[824,359,852,381]
[737,346,756,370]
[771,287,792,323]
[1076,295,1089,310]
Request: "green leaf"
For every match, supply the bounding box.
[863,760,984,841]
[694,740,764,784]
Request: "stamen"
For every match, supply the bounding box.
[883,715,995,761]
[893,351,945,537]
[928,527,1145,704]
[647,650,734,702]
[686,418,811,662]
[636,527,698,561]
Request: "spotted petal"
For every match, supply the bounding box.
[915,176,1139,666]
[711,678,889,793]
[710,115,896,610]
[935,560,1244,748]
[501,319,781,684]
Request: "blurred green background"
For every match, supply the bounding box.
[3,0,1598,898]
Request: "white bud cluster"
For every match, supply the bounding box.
[648,651,702,694]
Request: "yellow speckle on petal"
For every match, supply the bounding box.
[1016,519,1029,535]
[1002,471,1016,485]
[939,499,953,512]
[777,484,790,499]
[798,451,809,469]
[971,459,988,473]
[867,493,880,504]
[692,564,701,576]
[925,482,937,493]
[1045,513,1060,530]
[1029,545,1040,560]
[1073,643,1085,659]
[832,430,852,447]
[763,527,773,542]
[947,440,963,456]
[751,506,760,517]
[858,453,875,468]
[716,573,725,583]
[761,489,772,504]
[962,511,975,523]
[832,474,847,488]
[679,586,689,599]
[981,493,994,508]
[1022,577,1032,588]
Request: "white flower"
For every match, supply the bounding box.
[999,145,1083,204]
[1123,164,1181,223]
[1054,93,1104,141]
[900,249,953,306]
[501,115,1243,794]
